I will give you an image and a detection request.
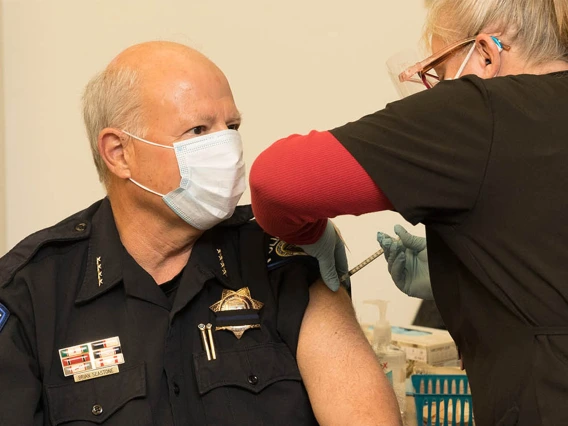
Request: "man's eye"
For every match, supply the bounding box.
[189,126,205,135]
[228,123,240,131]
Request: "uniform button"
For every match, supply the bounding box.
[92,404,103,416]
[75,222,87,232]
[173,383,180,395]
[247,375,258,385]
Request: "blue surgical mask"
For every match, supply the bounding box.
[123,129,247,230]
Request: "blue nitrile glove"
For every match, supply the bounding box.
[376,225,433,300]
[299,220,349,292]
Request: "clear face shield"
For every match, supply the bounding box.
[386,36,510,99]
[386,49,435,98]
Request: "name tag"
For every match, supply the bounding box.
[74,365,120,383]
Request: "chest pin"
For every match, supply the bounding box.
[198,323,217,361]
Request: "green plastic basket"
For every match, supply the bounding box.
[411,374,473,426]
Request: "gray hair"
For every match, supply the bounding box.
[82,66,146,186]
[424,0,568,65]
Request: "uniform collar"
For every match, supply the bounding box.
[216,205,253,227]
[75,202,254,304]
[189,231,242,291]
[186,205,254,291]
[168,224,249,319]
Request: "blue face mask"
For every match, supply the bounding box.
[123,129,247,230]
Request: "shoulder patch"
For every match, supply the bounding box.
[267,237,315,271]
[0,303,10,332]
[273,240,309,258]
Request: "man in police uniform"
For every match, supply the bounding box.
[0,42,401,425]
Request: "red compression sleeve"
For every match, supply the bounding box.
[250,130,394,244]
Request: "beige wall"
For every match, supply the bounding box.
[2,0,428,326]
[0,0,5,254]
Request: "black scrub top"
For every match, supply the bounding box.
[331,72,568,426]
[0,198,320,425]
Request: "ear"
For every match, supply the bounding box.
[475,34,502,79]
[98,128,132,180]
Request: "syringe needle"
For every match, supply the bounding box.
[339,237,399,283]
[340,248,384,283]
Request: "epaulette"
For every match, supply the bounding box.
[0,200,101,288]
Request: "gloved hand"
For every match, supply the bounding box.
[376,224,433,300]
[299,220,349,292]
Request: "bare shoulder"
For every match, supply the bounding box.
[297,280,402,426]
[297,279,372,365]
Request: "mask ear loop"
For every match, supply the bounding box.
[453,43,476,79]
[129,178,166,197]
[122,130,174,149]
[121,130,171,197]
[457,37,505,79]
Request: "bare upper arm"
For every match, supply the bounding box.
[296,280,402,426]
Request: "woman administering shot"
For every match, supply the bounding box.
[250,1,568,424]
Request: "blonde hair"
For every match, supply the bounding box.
[424,0,568,65]
[82,66,146,186]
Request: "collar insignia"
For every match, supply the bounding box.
[96,256,103,287]
[216,248,228,276]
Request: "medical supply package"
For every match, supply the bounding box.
[390,325,459,366]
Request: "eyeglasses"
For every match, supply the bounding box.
[398,36,511,90]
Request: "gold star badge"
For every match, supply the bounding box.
[209,287,264,339]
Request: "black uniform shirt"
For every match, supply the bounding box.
[0,198,320,426]
[331,72,568,426]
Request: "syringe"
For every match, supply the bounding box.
[339,236,399,283]
[339,248,385,283]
